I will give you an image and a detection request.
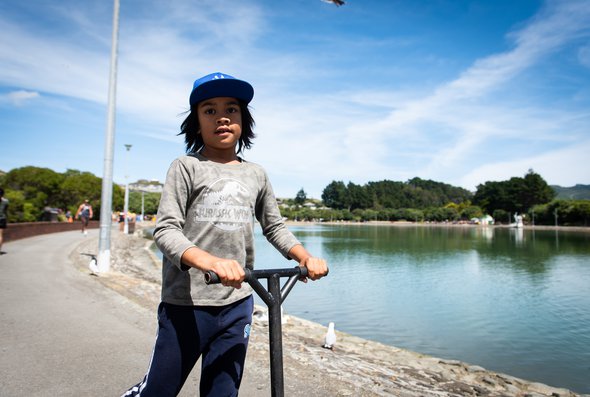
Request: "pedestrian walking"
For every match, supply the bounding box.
[75,199,93,235]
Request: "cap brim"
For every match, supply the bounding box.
[190,79,254,105]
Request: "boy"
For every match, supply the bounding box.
[121,72,328,397]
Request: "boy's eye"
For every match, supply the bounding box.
[227,107,239,114]
[203,108,215,115]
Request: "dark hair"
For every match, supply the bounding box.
[179,100,255,154]
[0,188,3,196]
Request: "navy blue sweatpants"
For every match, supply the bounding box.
[121,296,253,397]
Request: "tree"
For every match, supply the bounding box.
[129,191,161,215]
[407,177,472,207]
[520,169,555,211]
[2,166,125,222]
[473,181,509,213]
[347,182,371,210]
[474,170,555,214]
[59,170,104,212]
[322,181,350,210]
[4,166,64,220]
[294,188,307,205]
[460,205,484,220]
[3,190,36,222]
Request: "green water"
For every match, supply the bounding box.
[254,224,590,394]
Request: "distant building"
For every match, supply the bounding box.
[303,202,317,210]
[471,215,494,225]
[129,179,163,193]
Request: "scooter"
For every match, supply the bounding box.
[205,266,313,397]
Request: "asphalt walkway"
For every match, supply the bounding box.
[0,230,265,397]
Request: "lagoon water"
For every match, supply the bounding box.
[153,224,590,393]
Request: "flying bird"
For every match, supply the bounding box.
[322,0,345,6]
[323,322,337,349]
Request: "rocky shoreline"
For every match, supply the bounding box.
[69,226,586,397]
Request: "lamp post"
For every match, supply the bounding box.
[97,0,120,273]
[141,190,145,221]
[123,144,132,234]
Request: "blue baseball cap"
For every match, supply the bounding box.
[189,72,254,106]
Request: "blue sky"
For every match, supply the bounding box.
[1,0,589,199]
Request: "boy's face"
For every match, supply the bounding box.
[197,97,243,153]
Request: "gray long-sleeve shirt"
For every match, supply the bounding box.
[154,153,301,306]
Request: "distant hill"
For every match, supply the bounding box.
[551,184,590,200]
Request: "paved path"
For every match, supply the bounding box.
[0,230,265,397]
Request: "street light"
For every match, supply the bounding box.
[123,144,132,234]
[97,0,120,273]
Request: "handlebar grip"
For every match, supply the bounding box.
[204,270,220,285]
[204,268,253,285]
[298,266,309,278]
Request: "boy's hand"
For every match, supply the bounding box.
[288,244,329,282]
[181,247,245,289]
[209,259,245,289]
[300,256,328,281]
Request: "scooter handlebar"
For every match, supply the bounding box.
[204,266,310,285]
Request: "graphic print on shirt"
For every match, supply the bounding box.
[194,178,252,231]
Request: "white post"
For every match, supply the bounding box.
[97,0,120,273]
[123,144,132,234]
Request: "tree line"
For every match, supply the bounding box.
[284,170,589,226]
[1,166,588,226]
[0,166,160,223]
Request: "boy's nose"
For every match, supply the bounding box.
[217,117,230,124]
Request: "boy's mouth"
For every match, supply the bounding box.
[215,127,232,135]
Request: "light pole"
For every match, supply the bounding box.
[141,190,145,221]
[97,0,120,273]
[123,144,132,234]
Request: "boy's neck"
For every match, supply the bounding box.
[200,148,241,164]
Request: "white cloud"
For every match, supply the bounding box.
[0,16,109,104]
[459,139,590,190]
[1,90,40,106]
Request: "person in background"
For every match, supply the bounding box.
[0,188,8,254]
[118,211,125,232]
[75,199,93,235]
[120,72,328,397]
